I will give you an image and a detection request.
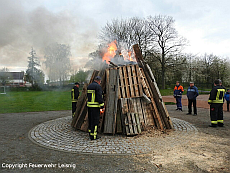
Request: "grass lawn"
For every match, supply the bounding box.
[0,88,210,114]
[160,89,174,96]
[0,91,72,114]
[159,89,211,96]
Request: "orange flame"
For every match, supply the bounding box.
[102,41,136,63]
[102,40,117,64]
[122,50,135,61]
[128,51,135,61]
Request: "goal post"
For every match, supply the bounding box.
[0,86,6,94]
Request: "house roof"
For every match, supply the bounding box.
[0,72,24,80]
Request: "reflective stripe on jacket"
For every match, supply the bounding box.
[208,85,225,104]
[87,81,104,108]
[174,84,184,97]
[71,86,79,102]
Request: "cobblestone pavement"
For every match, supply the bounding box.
[29,116,198,155]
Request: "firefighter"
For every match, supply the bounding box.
[174,81,184,111]
[71,82,80,118]
[87,76,104,140]
[208,79,225,127]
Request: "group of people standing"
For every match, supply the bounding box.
[174,80,229,127]
[174,81,198,115]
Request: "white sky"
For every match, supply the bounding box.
[0,0,229,73]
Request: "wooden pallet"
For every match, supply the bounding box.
[118,65,143,99]
[133,44,173,129]
[124,113,141,136]
[103,64,146,134]
[120,98,141,135]
[119,97,154,135]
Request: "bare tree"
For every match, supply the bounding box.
[44,43,71,85]
[127,17,151,58]
[147,15,187,89]
[209,56,229,83]
[100,18,151,55]
[99,19,129,49]
[200,54,213,84]
[98,16,230,88]
[182,53,230,87]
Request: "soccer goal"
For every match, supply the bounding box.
[0,86,6,94]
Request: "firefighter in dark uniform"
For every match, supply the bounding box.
[71,82,80,118]
[87,76,104,140]
[208,79,225,127]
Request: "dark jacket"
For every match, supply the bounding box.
[224,92,230,102]
[87,81,104,108]
[187,86,199,100]
[208,85,225,104]
[174,84,184,97]
[71,86,79,102]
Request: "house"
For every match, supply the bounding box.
[0,72,26,87]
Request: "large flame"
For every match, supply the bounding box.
[102,40,117,63]
[102,40,136,64]
[122,50,135,62]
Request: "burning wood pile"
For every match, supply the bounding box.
[71,44,173,136]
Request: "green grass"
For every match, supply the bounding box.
[198,89,211,95]
[160,89,174,96]
[160,89,211,96]
[0,88,210,114]
[0,91,72,114]
[164,102,176,105]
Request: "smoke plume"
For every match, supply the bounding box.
[0,0,99,74]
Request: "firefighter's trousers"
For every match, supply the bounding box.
[72,102,77,118]
[210,103,223,126]
[88,107,100,140]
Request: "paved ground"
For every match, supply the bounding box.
[28,116,197,155]
[0,111,159,173]
[1,105,230,173]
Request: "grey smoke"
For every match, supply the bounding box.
[0,0,99,73]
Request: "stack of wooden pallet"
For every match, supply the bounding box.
[71,44,173,136]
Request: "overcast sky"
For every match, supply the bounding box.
[0,0,229,73]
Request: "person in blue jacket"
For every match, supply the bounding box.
[186,82,199,115]
[174,81,184,111]
[224,89,230,111]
